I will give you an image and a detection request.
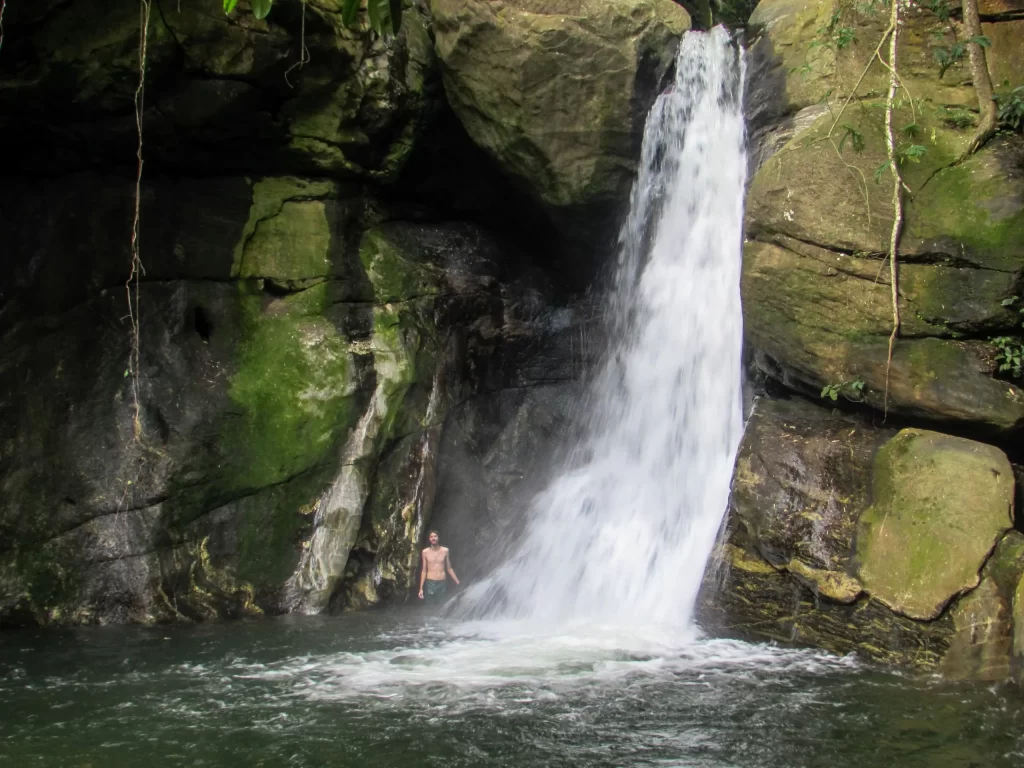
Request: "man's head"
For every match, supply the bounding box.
[428,530,439,546]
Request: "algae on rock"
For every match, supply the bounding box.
[856,429,1014,620]
[700,398,1021,675]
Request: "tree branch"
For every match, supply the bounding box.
[883,0,904,418]
[962,0,998,155]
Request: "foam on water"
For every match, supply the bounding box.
[205,619,859,709]
[459,27,748,626]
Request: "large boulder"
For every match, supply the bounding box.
[856,429,1014,620]
[430,0,689,220]
[700,397,1020,677]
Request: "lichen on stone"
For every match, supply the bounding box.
[856,429,1014,621]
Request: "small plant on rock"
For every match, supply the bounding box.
[991,337,1024,379]
[820,379,866,402]
[997,86,1024,133]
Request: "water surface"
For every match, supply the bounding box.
[2,610,1021,767]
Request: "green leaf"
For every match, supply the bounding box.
[367,0,387,34]
[970,35,991,49]
[900,144,927,163]
[252,0,273,20]
[829,390,838,401]
[224,0,239,13]
[1001,296,1018,307]
[388,0,402,34]
[839,124,864,154]
[342,0,360,27]
[820,385,831,397]
[124,369,131,378]
[873,161,890,183]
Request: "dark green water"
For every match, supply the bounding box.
[1,609,1021,767]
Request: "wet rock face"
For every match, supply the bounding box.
[701,398,1021,676]
[0,0,693,626]
[0,171,578,626]
[742,0,1024,430]
[429,292,602,585]
[711,0,1024,681]
[0,0,434,179]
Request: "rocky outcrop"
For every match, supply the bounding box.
[742,0,1024,428]
[709,0,1024,680]
[700,398,1021,678]
[430,0,690,246]
[0,174,494,624]
[0,0,434,178]
[0,0,684,627]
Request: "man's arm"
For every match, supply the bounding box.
[418,550,427,598]
[445,549,460,586]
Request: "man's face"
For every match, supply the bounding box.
[429,533,439,546]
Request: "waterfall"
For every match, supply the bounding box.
[459,28,747,626]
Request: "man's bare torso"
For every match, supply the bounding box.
[422,545,449,581]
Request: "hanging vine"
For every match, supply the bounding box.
[881,0,904,416]
[0,0,7,54]
[283,0,310,89]
[127,0,152,441]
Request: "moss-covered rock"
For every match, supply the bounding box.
[743,0,1024,436]
[905,139,1024,272]
[856,429,1014,620]
[430,0,689,211]
[746,0,1022,119]
[359,229,445,303]
[234,178,336,284]
[743,239,1024,430]
[746,101,975,255]
[701,397,1021,677]
[226,287,357,491]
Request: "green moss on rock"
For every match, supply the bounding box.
[905,144,1024,272]
[743,240,1024,429]
[747,101,967,254]
[234,177,335,282]
[360,228,443,303]
[227,287,356,489]
[856,429,1014,620]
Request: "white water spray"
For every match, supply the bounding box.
[460,28,747,627]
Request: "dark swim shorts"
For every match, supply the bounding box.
[423,579,448,601]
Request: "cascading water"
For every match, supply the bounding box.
[459,27,747,627]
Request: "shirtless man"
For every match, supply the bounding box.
[418,530,459,601]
